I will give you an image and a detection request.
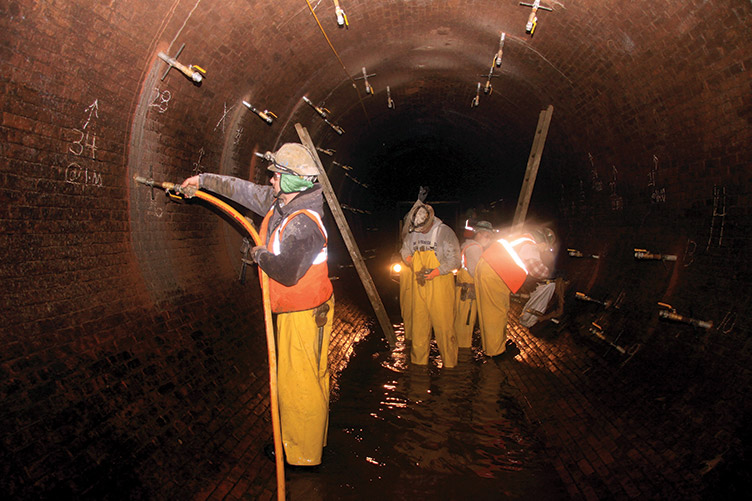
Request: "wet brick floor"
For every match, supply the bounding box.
[194,292,708,500]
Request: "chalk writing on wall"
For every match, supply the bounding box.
[683,239,696,268]
[609,165,623,211]
[69,99,98,158]
[192,147,206,175]
[65,162,104,188]
[149,87,171,113]
[82,99,98,129]
[66,99,103,189]
[588,153,602,192]
[214,102,235,133]
[649,155,665,203]
[147,197,164,218]
[706,185,726,251]
[69,128,97,158]
[718,310,736,334]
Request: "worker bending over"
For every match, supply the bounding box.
[475,227,555,359]
[454,221,495,348]
[182,143,333,467]
[400,203,461,367]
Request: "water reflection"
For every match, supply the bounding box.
[286,326,567,500]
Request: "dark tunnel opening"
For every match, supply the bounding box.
[2,0,751,499]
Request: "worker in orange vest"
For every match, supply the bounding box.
[475,226,555,359]
[182,143,333,467]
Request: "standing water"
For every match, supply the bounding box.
[285,324,568,500]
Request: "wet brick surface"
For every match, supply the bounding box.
[193,296,721,500]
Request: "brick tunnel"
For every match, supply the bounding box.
[2,0,751,499]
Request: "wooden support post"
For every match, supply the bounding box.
[296,123,398,349]
[512,104,554,228]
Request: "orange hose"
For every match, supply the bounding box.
[192,189,285,501]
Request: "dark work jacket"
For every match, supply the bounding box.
[199,174,327,287]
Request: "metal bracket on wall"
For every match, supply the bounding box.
[481,58,499,95]
[471,82,481,107]
[634,249,677,262]
[567,248,600,259]
[519,1,553,36]
[706,185,726,251]
[576,292,613,309]
[242,100,276,125]
[158,43,206,84]
[334,0,348,27]
[657,303,713,330]
[302,96,345,135]
[353,67,375,95]
[495,32,506,66]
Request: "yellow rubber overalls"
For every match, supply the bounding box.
[276,294,335,465]
[399,265,414,341]
[410,234,459,368]
[454,265,477,349]
[475,257,511,357]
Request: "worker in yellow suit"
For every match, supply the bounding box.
[398,198,427,342]
[401,202,461,367]
[182,143,333,467]
[454,220,495,348]
[476,227,555,359]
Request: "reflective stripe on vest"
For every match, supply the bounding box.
[482,236,535,293]
[461,240,482,270]
[271,210,328,265]
[259,207,333,313]
[500,237,533,273]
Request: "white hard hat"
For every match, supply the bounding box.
[266,143,319,177]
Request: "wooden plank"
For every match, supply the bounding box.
[512,104,554,228]
[295,123,397,349]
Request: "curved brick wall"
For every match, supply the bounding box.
[1,0,750,497]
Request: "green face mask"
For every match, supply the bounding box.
[279,173,314,193]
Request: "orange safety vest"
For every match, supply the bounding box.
[460,240,483,270]
[480,235,535,293]
[258,207,333,313]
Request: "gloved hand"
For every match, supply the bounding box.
[424,268,440,281]
[240,238,254,265]
[181,175,200,189]
[416,267,438,286]
[251,245,266,263]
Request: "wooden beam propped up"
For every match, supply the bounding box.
[295,123,397,349]
[513,104,554,228]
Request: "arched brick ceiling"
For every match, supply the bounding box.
[113,0,747,215]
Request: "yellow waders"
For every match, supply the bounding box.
[475,258,510,357]
[399,265,414,341]
[276,295,334,465]
[453,267,477,348]
[410,250,458,368]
